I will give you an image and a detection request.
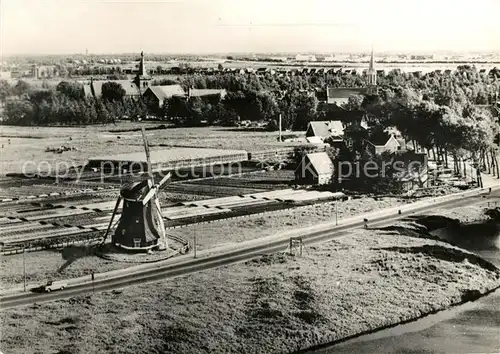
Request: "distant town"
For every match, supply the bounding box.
[1,50,499,81]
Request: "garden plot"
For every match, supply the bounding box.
[244,188,303,199]
[182,195,245,207]
[0,222,57,236]
[164,206,231,220]
[1,227,93,244]
[282,191,340,202]
[183,169,295,191]
[163,183,267,197]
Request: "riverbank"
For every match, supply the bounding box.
[1,205,499,354]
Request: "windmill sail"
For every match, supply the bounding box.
[141,127,153,180]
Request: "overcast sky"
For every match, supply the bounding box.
[1,0,499,55]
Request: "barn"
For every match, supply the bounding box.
[142,85,186,107]
[306,121,344,141]
[326,87,368,106]
[295,152,334,185]
[83,79,149,98]
[364,134,402,155]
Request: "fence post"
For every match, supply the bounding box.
[193,234,197,259]
[23,246,27,292]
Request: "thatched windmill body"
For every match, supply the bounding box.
[102,128,170,251]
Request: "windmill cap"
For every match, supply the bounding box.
[120,180,149,200]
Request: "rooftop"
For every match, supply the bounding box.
[89,147,248,170]
[83,79,148,97]
[146,85,185,101]
[327,87,368,105]
[307,120,344,138]
[305,152,335,175]
[188,88,227,98]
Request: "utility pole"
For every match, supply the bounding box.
[497,112,500,179]
[193,234,197,259]
[23,246,27,292]
[335,200,338,225]
[278,114,282,142]
[91,271,95,294]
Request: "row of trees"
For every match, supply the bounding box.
[1,66,499,133]
[155,66,499,128]
[344,87,499,175]
[2,80,147,125]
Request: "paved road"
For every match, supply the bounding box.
[1,188,495,309]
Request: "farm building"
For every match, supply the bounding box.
[142,85,186,107]
[187,88,227,100]
[88,147,248,173]
[365,134,402,155]
[83,79,150,98]
[295,152,334,185]
[306,121,344,141]
[326,87,368,106]
[32,65,59,79]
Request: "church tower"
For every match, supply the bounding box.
[133,51,151,93]
[138,51,146,76]
[366,47,378,95]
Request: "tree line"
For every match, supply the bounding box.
[0,81,148,125]
[1,66,498,137]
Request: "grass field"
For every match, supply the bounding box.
[168,197,407,251]
[1,207,498,354]
[0,196,408,289]
[0,123,303,175]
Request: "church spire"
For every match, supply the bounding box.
[367,45,377,93]
[369,46,375,72]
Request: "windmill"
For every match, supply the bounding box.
[101,128,170,251]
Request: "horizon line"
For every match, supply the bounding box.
[2,49,500,58]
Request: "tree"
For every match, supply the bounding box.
[290,93,318,130]
[0,80,12,102]
[4,100,35,125]
[266,119,279,131]
[56,81,85,100]
[166,96,190,123]
[13,80,31,96]
[101,82,126,102]
[342,95,363,111]
[342,151,404,194]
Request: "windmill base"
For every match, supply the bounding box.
[113,243,156,252]
[96,235,189,263]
